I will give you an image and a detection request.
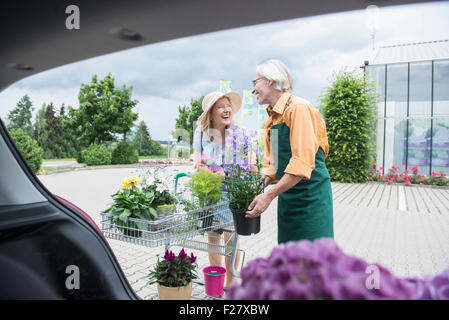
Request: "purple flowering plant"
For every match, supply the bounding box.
[146,248,198,287]
[227,238,449,300]
[223,125,264,211]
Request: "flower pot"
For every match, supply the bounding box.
[155,204,177,230]
[117,220,142,238]
[203,266,226,297]
[156,204,177,218]
[197,210,214,231]
[231,208,260,235]
[157,282,192,300]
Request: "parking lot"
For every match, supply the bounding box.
[38,164,449,299]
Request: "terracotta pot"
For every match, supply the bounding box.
[157,282,192,300]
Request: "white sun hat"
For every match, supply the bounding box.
[197,90,242,126]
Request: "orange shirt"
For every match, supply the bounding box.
[262,92,329,181]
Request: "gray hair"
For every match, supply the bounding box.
[256,59,293,92]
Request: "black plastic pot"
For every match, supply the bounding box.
[230,208,260,236]
[123,225,142,238]
[198,211,214,231]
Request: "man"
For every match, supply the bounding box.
[246,59,334,244]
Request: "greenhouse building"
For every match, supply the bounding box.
[364,40,449,175]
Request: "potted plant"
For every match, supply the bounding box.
[104,176,157,237]
[146,248,198,300]
[142,177,177,229]
[187,169,223,230]
[223,125,264,235]
[225,164,264,235]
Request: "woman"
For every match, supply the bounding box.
[245,59,334,244]
[193,90,255,288]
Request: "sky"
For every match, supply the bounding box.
[1,2,449,141]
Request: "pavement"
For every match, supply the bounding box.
[38,164,449,300]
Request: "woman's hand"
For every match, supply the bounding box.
[263,175,273,187]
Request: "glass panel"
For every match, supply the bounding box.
[366,65,386,117]
[384,118,406,171]
[433,60,449,115]
[386,63,408,118]
[376,119,385,171]
[431,118,449,174]
[407,119,431,174]
[409,62,432,116]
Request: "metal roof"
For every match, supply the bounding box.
[369,39,449,65]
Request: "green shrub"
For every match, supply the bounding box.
[111,141,139,164]
[150,140,165,156]
[187,169,223,207]
[9,128,43,173]
[82,144,112,166]
[320,69,378,183]
[76,150,84,164]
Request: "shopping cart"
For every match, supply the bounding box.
[100,171,245,279]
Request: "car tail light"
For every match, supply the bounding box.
[54,195,105,239]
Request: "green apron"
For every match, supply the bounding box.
[272,122,334,244]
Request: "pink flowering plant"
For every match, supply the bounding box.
[369,166,448,187]
[146,248,198,287]
[226,238,449,300]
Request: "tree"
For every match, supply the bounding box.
[9,128,43,173]
[320,69,378,183]
[175,96,203,145]
[133,121,152,156]
[65,73,138,146]
[7,94,34,137]
[150,140,165,156]
[34,103,76,159]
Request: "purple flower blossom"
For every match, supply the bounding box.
[164,250,175,261]
[178,248,188,259]
[189,252,197,263]
[226,238,440,300]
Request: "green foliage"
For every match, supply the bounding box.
[9,128,43,173]
[33,103,77,159]
[7,94,34,137]
[82,144,112,166]
[175,97,203,144]
[133,121,152,156]
[111,141,139,164]
[150,140,166,156]
[104,179,157,232]
[225,165,264,211]
[65,73,138,146]
[142,178,177,207]
[320,69,378,183]
[187,169,223,208]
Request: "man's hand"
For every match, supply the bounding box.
[245,192,275,218]
[246,173,303,218]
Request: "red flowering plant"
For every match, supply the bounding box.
[146,248,198,287]
[369,166,448,187]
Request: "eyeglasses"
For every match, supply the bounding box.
[252,77,266,86]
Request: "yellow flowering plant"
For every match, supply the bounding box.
[104,176,157,232]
